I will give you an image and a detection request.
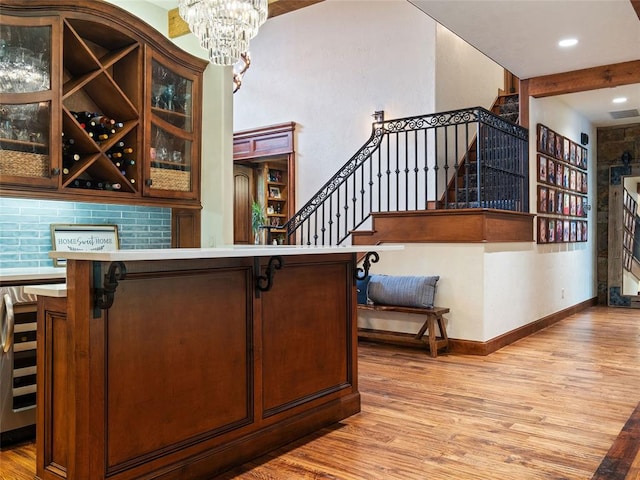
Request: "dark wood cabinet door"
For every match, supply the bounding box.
[260,255,355,417]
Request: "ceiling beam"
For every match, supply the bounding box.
[631,0,640,21]
[267,0,323,18]
[525,60,640,98]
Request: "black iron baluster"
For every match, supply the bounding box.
[343,183,349,244]
[434,126,440,208]
[369,146,375,215]
[463,122,470,207]
[453,123,460,207]
[328,196,333,246]
[336,187,341,245]
[443,125,450,207]
[395,131,400,211]
[321,203,326,245]
[424,128,429,208]
[476,118,482,207]
[403,131,409,211]
[352,163,357,231]
[413,129,419,210]
[360,160,365,222]
[386,133,390,212]
[313,211,318,245]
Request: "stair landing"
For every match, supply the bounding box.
[351,209,534,245]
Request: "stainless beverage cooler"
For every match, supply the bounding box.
[0,286,38,447]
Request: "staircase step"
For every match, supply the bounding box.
[500,112,519,123]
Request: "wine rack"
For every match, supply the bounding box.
[60,18,140,194]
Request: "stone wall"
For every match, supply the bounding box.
[596,123,640,304]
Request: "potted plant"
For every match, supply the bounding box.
[251,201,267,244]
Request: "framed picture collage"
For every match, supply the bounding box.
[536,124,588,244]
[622,188,637,272]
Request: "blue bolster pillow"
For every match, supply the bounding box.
[367,274,439,308]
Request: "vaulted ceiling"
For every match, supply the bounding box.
[144,0,640,126]
[409,0,640,126]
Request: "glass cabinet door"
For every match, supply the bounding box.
[145,57,199,199]
[149,124,192,192]
[0,19,59,188]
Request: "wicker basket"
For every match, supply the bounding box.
[0,151,49,177]
[150,167,190,191]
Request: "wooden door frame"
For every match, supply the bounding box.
[233,122,296,221]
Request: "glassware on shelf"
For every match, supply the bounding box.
[151,60,193,131]
[0,25,51,94]
[0,102,49,150]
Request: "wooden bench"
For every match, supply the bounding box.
[357,304,450,357]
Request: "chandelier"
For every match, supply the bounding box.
[178,0,268,66]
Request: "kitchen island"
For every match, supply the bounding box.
[34,246,398,480]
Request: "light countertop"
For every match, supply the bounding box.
[24,283,67,298]
[0,267,66,283]
[49,245,402,262]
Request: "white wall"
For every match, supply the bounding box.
[233,0,438,209]
[107,1,233,246]
[435,25,504,113]
[357,243,486,340]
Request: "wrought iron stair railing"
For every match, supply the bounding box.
[284,106,529,246]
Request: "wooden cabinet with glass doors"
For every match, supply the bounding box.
[0,16,60,189]
[144,55,200,200]
[0,1,206,208]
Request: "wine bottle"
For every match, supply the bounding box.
[86,123,110,142]
[106,144,134,159]
[71,111,98,129]
[62,137,80,168]
[104,182,122,191]
[112,145,134,155]
[89,115,115,126]
[61,132,75,145]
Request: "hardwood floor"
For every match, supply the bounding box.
[2,306,639,479]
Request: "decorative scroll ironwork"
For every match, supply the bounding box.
[94,261,127,314]
[282,106,529,247]
[286,127,385,235]
[355,251,379,280]
[384,108,479,133]
[255,256,284,293]
[477,109,528,140]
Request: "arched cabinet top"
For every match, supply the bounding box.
[0,0,208,74]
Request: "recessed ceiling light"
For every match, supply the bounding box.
[613,97,628,104]
[558,38,578,47]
